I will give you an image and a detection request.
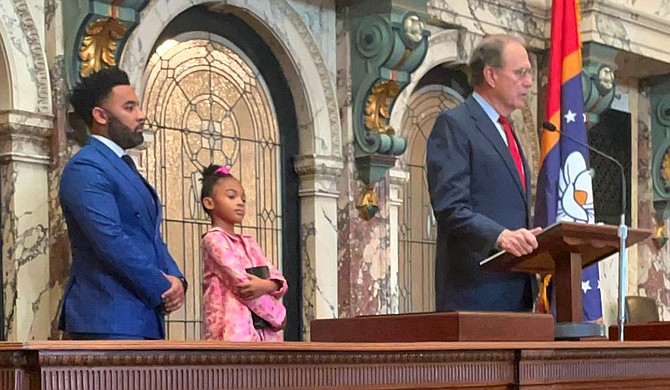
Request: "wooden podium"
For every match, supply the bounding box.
[481,221,652,338]
[311,311,554,342]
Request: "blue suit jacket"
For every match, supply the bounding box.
[58,137,183,339]
[426,95,534,312]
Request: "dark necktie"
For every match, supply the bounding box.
[498,115,526,190]
[122,155,156,205]
[121,154,140,174]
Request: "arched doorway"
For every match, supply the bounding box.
[140,6,301,340]
[397,67,470,313]
[0,38,9,110]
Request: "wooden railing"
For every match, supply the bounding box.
[2,340,670,389]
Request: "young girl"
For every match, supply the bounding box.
[200,164,287,341]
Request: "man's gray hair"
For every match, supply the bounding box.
[468,35,522,87]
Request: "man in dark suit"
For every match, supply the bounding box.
[426,35,542,312]
[59,67,187,340]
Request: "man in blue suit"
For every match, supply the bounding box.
[426,35,542,312]
[59,67,186,340]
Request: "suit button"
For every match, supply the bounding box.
[135,212,141,218]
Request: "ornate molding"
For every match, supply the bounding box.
[365,80,400,134]
[273,0,342,157]
[0,110,53,165]
[520,348,670,385]
[11,0,50,113]
[650,79,670,221]
[294,154,344,197]
[35,349,514,367]
[350,8,429,187]
[582,43,617,125]
[294,154,344,178]
[0,351,28,368]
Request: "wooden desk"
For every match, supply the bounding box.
[609,322,670,340]
[2,341,670,389]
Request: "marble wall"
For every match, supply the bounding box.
[0,0,55,341]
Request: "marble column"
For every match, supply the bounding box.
[0,110,52,341]
[294,154,343,340]
[387,167,409,315]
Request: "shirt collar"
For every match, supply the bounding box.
[472,92,502,124]
[91,135,125,158]
[204,226,251,240]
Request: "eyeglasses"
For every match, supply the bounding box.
[512,67,533,79]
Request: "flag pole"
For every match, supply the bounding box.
[615,155,628,341]
[617,193,628,341]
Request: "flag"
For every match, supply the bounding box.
[534,0,603,321]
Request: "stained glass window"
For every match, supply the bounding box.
[397,85,464,313]
[141,32,282,340]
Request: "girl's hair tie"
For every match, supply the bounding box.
[215,166,231,175]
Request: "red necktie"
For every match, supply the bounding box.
[498,115,526,190]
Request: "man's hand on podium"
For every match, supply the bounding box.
[497,227,542,257]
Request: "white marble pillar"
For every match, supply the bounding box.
[294,154,343,340]
[0,110,52,341]
[388,167,409,315]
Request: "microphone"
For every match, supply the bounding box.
[542,121,626,216]
[542,121,628,341]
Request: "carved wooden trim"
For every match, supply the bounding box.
[0,342,668,389]
[37,349,515,367]
[520,348,670,385]
[39,360,515,390]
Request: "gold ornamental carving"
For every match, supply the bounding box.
[364,80,400,135]
[80,17,127,78]
[662,148,670,188]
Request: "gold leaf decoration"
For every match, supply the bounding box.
[356,185,379,221]
[364,80,400,135]
[662,148,670,189]
[653,219,668,250]
[80,17,127,78]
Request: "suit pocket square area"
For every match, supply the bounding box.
[245,266,272,330]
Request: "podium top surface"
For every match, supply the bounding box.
[480,221,652,274]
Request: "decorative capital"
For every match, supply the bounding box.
[0,110,53,165]
[293,155,344,198]
[350,10,429,185]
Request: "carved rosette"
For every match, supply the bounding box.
[350,10,429,190]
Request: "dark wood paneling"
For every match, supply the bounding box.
[0,340,669,389]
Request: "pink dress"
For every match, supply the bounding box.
[201,227,287,341]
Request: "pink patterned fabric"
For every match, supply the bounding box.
[202,227,287,341]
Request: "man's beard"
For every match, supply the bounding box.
[108,113,144,150]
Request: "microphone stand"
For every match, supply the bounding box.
[544,123,627,341]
